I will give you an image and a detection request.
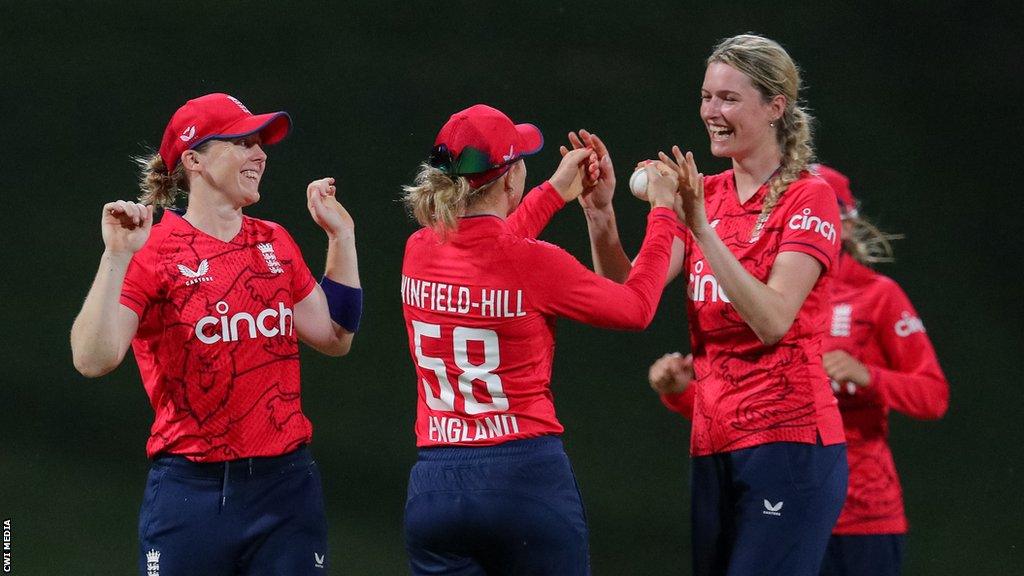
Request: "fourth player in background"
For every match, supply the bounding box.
[815,165,949,576]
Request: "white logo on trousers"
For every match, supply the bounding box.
[762,500,783,516]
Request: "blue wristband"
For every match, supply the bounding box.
[320,276,362,333]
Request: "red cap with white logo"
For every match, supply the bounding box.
[430,104,544,189]
[812,164,858,218]
[159,93,292,172]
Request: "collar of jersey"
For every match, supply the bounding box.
[160,207,249,245]
[722,170,769,213]
[444,213,508,237]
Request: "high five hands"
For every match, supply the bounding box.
[561,131,679,211]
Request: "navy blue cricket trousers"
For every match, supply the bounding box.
[404,435,590,575]
[137,446,328,575]
[691,441,848,576]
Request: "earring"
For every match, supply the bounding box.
[769,121,776,128]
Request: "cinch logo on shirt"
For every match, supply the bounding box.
[788,208,837,244]
[831,304,852,337]
[193,301,294,344]
[688,260,730,303]
[894,311,925,337]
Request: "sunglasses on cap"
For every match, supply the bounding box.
[428,144,517,176]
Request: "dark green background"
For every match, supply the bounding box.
[3,1,1021,574]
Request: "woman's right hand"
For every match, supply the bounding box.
[549,147,598,203]
[560,130,614,210]
[643,163,680,210]
[101,200,153,255]
[648,352,694,395]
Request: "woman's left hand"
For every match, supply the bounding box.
[307,177,354,239]
[659,146,710,236]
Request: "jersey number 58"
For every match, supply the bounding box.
[412,321,508,415]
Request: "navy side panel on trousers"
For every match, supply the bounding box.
[137,446,328,576]
[820,534,905,576]
[691,441,848,576]
[404,435,590,576]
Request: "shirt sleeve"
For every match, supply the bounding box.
[777,181,842,271]
[276,226,317,301]
[660,385,696,418]
[866,280,949,419]
[519,207,677,330]
[506,181,565,239]
[119,249,160,320]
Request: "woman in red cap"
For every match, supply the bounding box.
[587,34,847,575]
[399,103,681,575]
[811,164,949,576]
[71,93,362,575]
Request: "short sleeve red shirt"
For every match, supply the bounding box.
[120,210,316,462]
[679,170,845,456]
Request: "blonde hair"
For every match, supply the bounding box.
[708,34,815,238]
[402,164,489,238]
[134,151,188,207]
[842,211,903,266]
[134,140,219,207]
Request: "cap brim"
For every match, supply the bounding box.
[190,111,292,150]
[514,123,544,159]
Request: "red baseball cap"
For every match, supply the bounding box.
[429,104,544,189]
[812,164,858,217]
[159,93,292,172]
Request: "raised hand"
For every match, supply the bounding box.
[559,130,614,210]
[648,352,694,395]
[101,200,153,255]
[549,147,598,203]
[306,177,354,239]
[658,146,709,234]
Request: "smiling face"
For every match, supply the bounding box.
[187,134,267,207]
[700,62,784,161]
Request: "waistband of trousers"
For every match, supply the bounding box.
[152,445,312,478]
[417,435,564,462]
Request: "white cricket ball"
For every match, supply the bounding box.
[629,168,648,197]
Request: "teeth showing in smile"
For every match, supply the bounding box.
[709,126,733,140]
[242,170,259,181]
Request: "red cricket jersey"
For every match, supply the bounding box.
[120,210,317,462]
[672,170,846,456]
[402,182,678,447]
[826,254,949,534]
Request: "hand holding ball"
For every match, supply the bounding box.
[629,168,649,200]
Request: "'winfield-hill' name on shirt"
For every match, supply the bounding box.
[401,275,526,318]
